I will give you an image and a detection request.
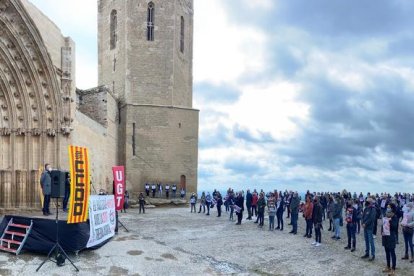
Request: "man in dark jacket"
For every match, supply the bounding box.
[40,163,52,216]
[246,189,253,220]
[216,193,223,217]
[312,196,323,246]
[276,196,285,230]
[361,198,377,261]
[289,192,300,234]
[235,192,244,225]
[139,192,146,214]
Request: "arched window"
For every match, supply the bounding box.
[110,10,117,49]
[147,2,154,41]
[180,16,184,53]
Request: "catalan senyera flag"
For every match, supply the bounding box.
[67,145,90,224]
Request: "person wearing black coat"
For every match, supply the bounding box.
[235,192,244,225]
[312,197,323,246]
[276,196,285,230]
[246,190,253,220]
[382,203,399,275]
[216,193,223,217]
[361,198,377,261]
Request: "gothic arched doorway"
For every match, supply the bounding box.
[180,175,186,190]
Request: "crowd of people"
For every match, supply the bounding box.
[189,189,414,276]
[144,182,186,199]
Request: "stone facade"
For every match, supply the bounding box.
[98,0,198,195]
[0,0,198,208]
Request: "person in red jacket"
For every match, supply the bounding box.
[304,196,314,238]
[252,192,258,218]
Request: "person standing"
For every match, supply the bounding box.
[276,195,285,231]
[361,198,377,261]
[344,200,357,252]
[165,184,170,199]
[268,201,276,231]
[320,194,327,221]
[172,184,177,198]
[62,173,70,212]
[286,192,291,220]
[138,192,145,214]
[251,191,258,218]
[158,183,163,198]
[151,183,156,198]
[190,193,197,213]
[180,187,186,199]
[332,197,342,240]
[216,192,223,217]
[312,196,323,247]
[304,196,314,238]
[228,192,235,221]
[401,202,414,262]
[246,189,253,220]
[235,192,244,225]
[327,196,335,232]
[121,190,129,213]
[205,192,212,215]
[198,192,206,213]
[289,192,300,235]
[40,163,52,216]
[145,183,150,197]
[256,192,266,228]
[354,199,362,234]
[382,203,399,275]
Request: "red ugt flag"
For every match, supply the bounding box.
[112,166,125,211]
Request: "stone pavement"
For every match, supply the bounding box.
[1,207,414,275]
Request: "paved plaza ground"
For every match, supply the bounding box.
[1,206,414,275]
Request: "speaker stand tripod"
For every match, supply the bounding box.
[36,197,79,272]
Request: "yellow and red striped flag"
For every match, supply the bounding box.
[67,145,90,223]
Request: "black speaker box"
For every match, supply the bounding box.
[50,170,66,198]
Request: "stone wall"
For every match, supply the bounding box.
[123,104,198,195]
[77,87,109,127]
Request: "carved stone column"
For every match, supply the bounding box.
[1,170,12,208]
[15,169,27,207]
[30,169,41,208]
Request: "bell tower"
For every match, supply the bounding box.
[98,0,199,195]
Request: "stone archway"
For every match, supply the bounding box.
[180,175,186,191]
[0,0,69,208]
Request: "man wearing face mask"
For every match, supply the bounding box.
[40,163,52,216]
[361,197,376,261]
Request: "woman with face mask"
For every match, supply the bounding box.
[381,203,399,275]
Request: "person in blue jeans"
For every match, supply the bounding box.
[332,197,342,240]
[344,201,357,252]
[361,197,377,261]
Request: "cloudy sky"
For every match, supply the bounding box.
[30,0,414,194]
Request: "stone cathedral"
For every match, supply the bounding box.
[0,0,199,209]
